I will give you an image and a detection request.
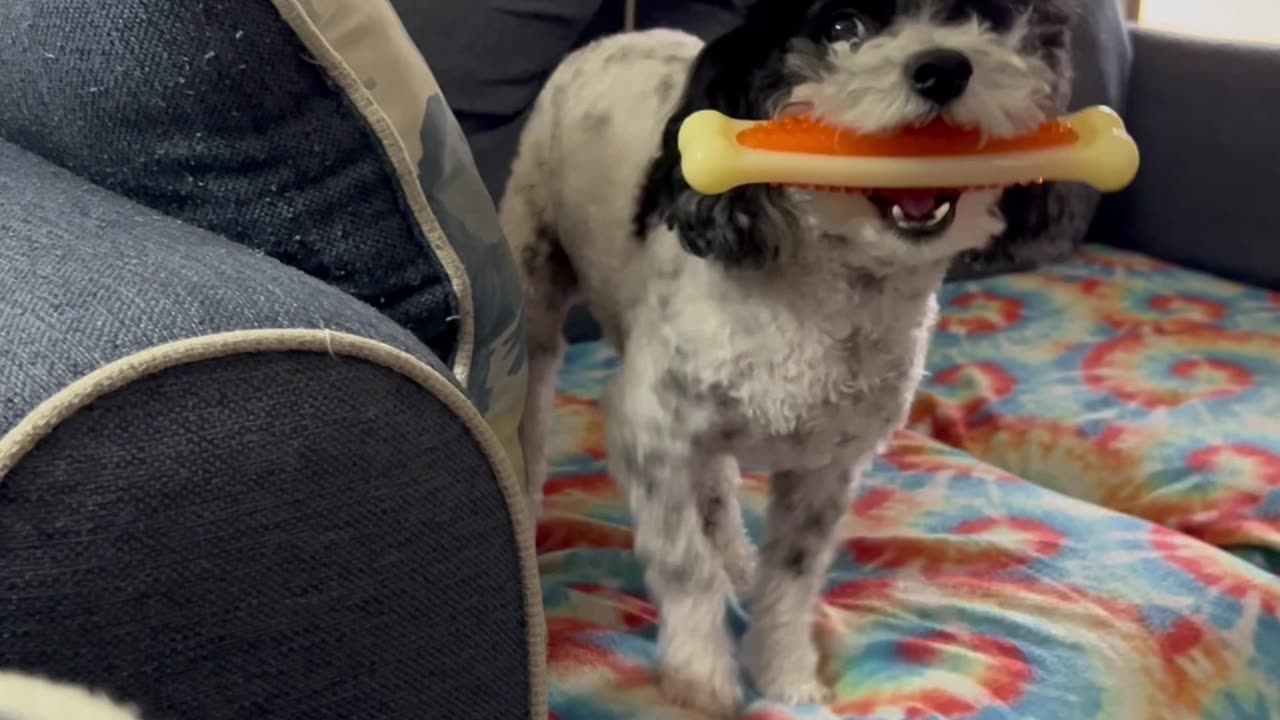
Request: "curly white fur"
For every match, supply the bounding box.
[792,14,1056,137]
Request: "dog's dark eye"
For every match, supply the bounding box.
[826,11,870,43]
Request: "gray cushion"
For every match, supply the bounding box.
[1092,29,1280,289]
[0,138,449,432]
[2,353,530,720]
[0,0,459,360]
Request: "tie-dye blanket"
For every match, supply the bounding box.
[915,245,1280,572]
[540,246,1280,719]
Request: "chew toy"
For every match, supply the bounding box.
[678,105,1140,195]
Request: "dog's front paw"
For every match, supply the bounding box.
[658,653,742,719]
[742,628,830,707]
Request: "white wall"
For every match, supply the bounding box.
[1140,0,1280,45]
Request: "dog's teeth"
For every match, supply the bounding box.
[891,201,952,230]
[929,201,952,225]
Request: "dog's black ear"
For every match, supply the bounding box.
[633,6,804,269]
[947,182,1094,280]
[667,184,792,268]
[1026,0,1075,104]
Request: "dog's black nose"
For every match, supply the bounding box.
[906,49,973,105]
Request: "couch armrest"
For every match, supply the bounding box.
[1093,29,1280,289]
[0,141,542,720]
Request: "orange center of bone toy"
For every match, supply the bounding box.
[736,116,1079,157]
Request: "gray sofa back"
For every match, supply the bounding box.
[1093,29,1280,289]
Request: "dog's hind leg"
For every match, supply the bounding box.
[695,455,757,598]
[501,190,578,518]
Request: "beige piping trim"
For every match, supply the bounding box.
[0,330,547,720]
[270,0,476,389]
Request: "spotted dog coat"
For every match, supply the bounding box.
[501,1,1074,715]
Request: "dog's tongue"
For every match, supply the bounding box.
[880,189,941,219]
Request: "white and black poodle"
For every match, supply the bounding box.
[501,1,1074,715]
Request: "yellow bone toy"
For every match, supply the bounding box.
[678,105,1140,196]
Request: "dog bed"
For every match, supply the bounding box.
[539,246,1280,719]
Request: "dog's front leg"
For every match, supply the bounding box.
[743,462,857,705]
[606,380,741,718]
[695,454,757,598]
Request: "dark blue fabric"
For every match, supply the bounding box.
[0,138,454,433]
[0,135,533,720]
[0,0,459,361]
[2,353,530,720]
[397,0,746,199]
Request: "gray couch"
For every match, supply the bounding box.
[0,143,532,718]
[1099,30,1280,289]
[1,2,1278,720]
[1,2,537,719]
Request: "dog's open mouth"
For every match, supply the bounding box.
[867,189,960,237]
[772,104,963,238]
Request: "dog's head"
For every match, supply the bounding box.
[637,0,1074,273]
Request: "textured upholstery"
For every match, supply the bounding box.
[0,139,538,719]
[0,139,448,432]
[271,0,529,488]
[2,352,530,720]
[0,0,459,360]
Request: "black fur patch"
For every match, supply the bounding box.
[671,186,789,267]
[947,182,1095,280]
[784,548,811,575]
[632,1,817,267]
[701,493,725,535]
